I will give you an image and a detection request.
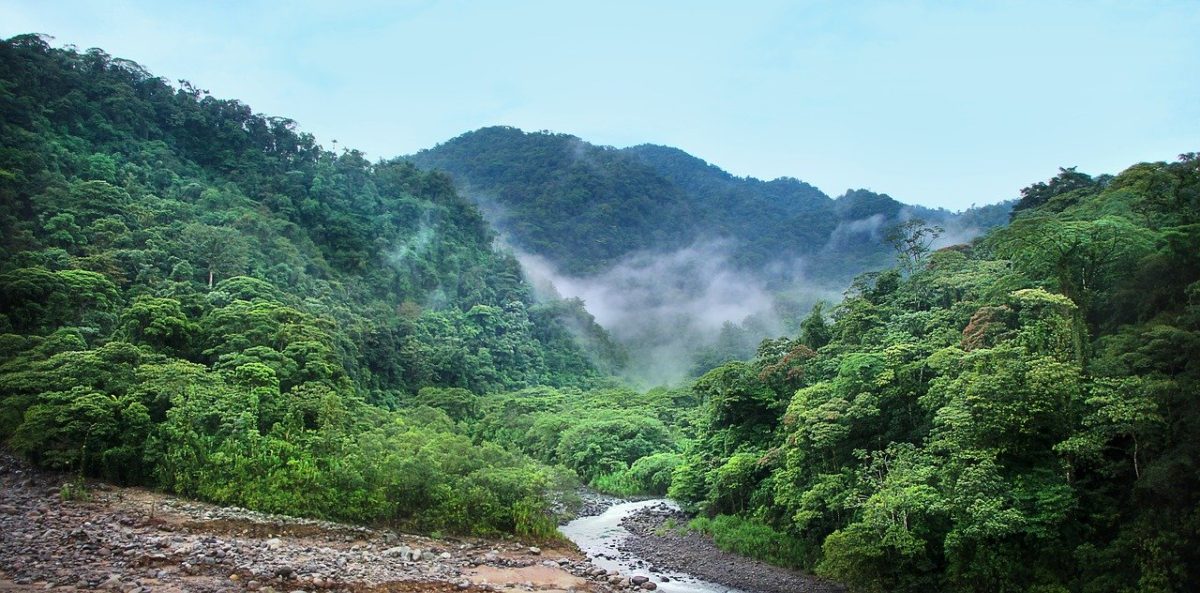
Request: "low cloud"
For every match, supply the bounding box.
[823,213,889,253]
[516,240,805,386]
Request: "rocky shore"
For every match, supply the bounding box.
[618,503,844,593]
[1,457,844,593]
[0,454,618,593]
[567,491,624,521]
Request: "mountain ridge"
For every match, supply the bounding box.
[408,126,1012,382]
[408,125,1012,283]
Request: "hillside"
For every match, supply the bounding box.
[665,155,1200,592]
[408,126,1011,283]
[0,34,629,534]
[409,127,1011,383]
[4,31,1197,593]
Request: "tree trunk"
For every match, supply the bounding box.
[1133,434,1140,480]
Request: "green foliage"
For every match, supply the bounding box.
[671,158,1200,591]
[472,386,683,487]
[410,128,1009,286]
[627,452,684,494]
[0,35,615,537]
[592,452,683,496]
[885,218,945,275]
[689,515,810,569]
[590,471,642,497]
[1011,166,1102,216]
[3,36,1197,588]
[60,477,91,502]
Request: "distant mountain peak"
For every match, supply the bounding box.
[408,126,1010,282]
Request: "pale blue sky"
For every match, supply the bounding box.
[3,0,1197,209]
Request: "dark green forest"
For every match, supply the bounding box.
[2,34,1198,593]
[668,159,1200,592]
[0,34,630,536]
[408,126,1012,282]
[408,127,1013,385]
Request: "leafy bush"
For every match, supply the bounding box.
[593,452,684,496]
[689,515,809,569]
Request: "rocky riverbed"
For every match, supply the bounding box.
[1,456,842,593]
[617,503,843,593]
[0,453,626,593]
[569,491,624,521]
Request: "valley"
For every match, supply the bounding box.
[1,31,1198,593]
[407,127,1012,384]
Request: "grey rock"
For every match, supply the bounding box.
[382,545,411,558]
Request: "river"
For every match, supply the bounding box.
[559,499,748,593]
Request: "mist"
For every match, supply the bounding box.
[826,207,993,258]
[515,240,839,387]
[930,216,989,250]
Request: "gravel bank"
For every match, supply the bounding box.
[618,503,843,593]
[0,453,616,593]
[569,491,626,520]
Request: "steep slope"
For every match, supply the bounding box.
[410,127,1011,383]
[406,126,699,275]
[409,126,1011,285]
[0,34,620,533]
[669,154,1200,592]
[621,143,845,276]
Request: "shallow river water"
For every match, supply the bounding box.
[559,499,748,593]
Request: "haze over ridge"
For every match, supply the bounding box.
[408,126,1012,384]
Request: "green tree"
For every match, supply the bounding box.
[180,223,250,288]
[885,218,944,275]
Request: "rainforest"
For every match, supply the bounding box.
[1,32,1198,593]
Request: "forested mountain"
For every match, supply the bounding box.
[667,156,1200,592]
[409,127,1011,383]
[408,126,1012,282]
[0,34,626,534]
[4,33,1197,593]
